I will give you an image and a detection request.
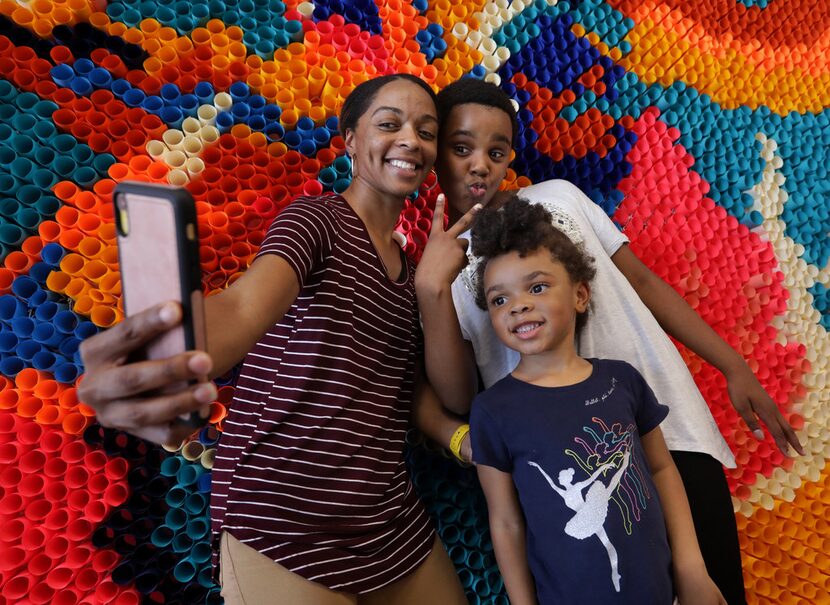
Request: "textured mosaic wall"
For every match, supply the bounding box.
[0,0,827,603]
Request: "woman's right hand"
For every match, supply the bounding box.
[77,301,217,446]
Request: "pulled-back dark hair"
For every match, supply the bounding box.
[436,79,518,144]
[471,195,596,331]
[339,74,437,135]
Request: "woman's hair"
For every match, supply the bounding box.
[339,74,438,135]
[471,194,597,331]
[436,79,518,144]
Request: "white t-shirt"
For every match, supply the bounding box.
[453,179,735,467]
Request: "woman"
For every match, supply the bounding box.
[78,74,474,605]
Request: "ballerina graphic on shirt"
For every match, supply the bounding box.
[528,448,631,592]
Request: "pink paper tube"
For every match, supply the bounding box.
[0,442,19,464]
[0,546,28,572]
[103,482,128,507]
[91,549,119,573]
[39,429,69,454]
[64,465,90,489]
[0,518,24,544]
[30,583,55,605]
[43,480,68,503]
[46,566,74,591]
[20,526,46,551]
[0,492,24,515]
[29,552,53,576]
[24,499,51,522]
[60,440,87,463]
[43,508,70,531]
[67,488,90,511]
[0,465,21,489]
[17,473,44,498]
[18,448,46,473]
[83,499,108,523]
[66,518,93,542]
[1,574,31,601]
[43,456,68,478]
[83,449,107,471]
[104,457,128,481]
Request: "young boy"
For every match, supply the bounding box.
[467,196,724,604]
[415,78,802,604]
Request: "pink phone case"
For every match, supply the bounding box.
[115,182,207,426]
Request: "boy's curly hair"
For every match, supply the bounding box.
[471,195,597,331]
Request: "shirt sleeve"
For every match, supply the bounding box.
[255,197,336,288]
[566,181,629,257]
[628,363,670,436]
[470,397,512,472]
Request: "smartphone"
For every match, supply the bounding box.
[114,181,207,427]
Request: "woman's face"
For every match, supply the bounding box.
[344,79,438,202]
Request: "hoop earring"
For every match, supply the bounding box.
[423,168,438,190]
[347,154,356,180]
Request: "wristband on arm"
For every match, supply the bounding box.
[449,423,470,462]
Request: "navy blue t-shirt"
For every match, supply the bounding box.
[471,358,673,604]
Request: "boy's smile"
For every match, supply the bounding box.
[436,103,513,218]
[483,249,590,359]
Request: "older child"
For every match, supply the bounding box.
[415,78,803,605]
[468,197,725,604]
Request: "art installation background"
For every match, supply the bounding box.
[0,0,827,603]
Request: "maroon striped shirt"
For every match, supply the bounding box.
[210,194,434,593]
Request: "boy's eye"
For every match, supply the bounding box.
[530,283,548,294]
[453,144,470,155]
[490,150,506,160]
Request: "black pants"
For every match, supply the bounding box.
[670,451,747,605]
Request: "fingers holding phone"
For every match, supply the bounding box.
[78,302,215,445]
[78,182,211,445]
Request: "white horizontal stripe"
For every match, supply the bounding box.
[244,451,396,474]
[228,486,400,508]
[233,464,390,487]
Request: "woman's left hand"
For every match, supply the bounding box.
[725,364,804,456]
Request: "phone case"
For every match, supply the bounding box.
[114,182,207,426]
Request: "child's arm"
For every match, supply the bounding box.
[641,427,727,605]
[415,196,481,413]
[477,465,538,605]
[612,245,803,456]
[411,376,472,463]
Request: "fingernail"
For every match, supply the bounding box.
[194,383,216,403]
[753,429,765,440]
[473,203,482,211]
[187,353,212,374]
[158,303,178,324]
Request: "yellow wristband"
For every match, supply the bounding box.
[449,424,470,462]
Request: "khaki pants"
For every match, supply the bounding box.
[220,532,467,605]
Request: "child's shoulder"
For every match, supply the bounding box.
[472,374,518,409]
[590,357,642,381]
[520,178,581,197]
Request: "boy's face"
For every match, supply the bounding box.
[483,249,589,358]
[436,103,513,215]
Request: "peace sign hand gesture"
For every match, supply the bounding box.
[415,195,482,293]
